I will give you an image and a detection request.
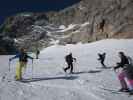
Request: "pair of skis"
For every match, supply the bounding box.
[100,87,133,96]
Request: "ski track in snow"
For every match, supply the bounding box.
[1,39,133,100]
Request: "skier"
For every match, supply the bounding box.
[9,48,33,80]
[97,52,107,68]
[124,64,133,94]
[36,49,40,59]
[64,53,76,74]
[99,19,105,32]
[114,52,130,92]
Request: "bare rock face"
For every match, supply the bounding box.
[0,35,17,54]
[0,0,133,54]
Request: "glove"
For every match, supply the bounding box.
[113,67,117,71]
[9,58,12,62]
[73,58,76,62]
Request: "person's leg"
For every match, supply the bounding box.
[118,71,128,90]
[128,79,133,94]
[15,62,22,80]
[70,63,73,73]
[19,62,23,80]
[101,60,106,68]
[15,62,20,80]
[21,62,27,78]
[36,54,39,59]
[64,63,71,72]
[125,78,133,91]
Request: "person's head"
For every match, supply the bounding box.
[20,48,26,53]
[69,52,72,56]
[98,53,101,56]
[118,51,125,58]
[103,52,106,55]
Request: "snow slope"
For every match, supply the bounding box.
[0,39,133,100]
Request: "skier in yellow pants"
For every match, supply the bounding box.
[15,61,27,80]
[9,48,33,81]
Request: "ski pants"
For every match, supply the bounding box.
[16,61,27,80]
[65,62,73,73]
[118,71,128,89]
[125,77,133,91]
[101,60,106,68]
[118,70,133,90]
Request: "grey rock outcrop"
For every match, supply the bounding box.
[0,0,133,54]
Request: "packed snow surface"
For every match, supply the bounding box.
[0,39,133,100]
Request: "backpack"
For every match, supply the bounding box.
[128,57,133,66]
[124,57,133,79]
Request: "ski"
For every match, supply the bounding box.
[100,87,131,95]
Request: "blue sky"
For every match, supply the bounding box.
[0,0,80,24]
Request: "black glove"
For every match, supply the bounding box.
[113,66,118,71]
[73,58,76,62]
[9,58,12,62]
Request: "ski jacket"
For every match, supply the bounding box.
[10,52,33,62]
[115,55,129,69]
[65,54,76,64]
[98,53,105,61]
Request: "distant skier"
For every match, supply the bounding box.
[114,52,130,92]
[97,52,106,68]
[64,53,76,74]
[99,19,105,32]
[36,49,40,59]
[9,48,33,80]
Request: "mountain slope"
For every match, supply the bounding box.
[0,39,133,100]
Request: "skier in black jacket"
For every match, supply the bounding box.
[64,53,76,73]
[114,52,130,92]
[97,52,106,68]
[114,52,129,70]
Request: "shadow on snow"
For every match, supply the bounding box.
[20,75,78,83]
[73,70,102,75]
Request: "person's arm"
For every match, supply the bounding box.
[73,57,76,62]
[9,53,20,61]
[114,62,123,70]
[27,55,34,60]
[97,58,101,60]
[97,54,102,60]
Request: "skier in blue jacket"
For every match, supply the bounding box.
[9,48,33,80]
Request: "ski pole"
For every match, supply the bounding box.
[9,60,11,72]
[31,59,34,79]
[3,60,11,81]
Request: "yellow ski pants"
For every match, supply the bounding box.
[15,61,27,80]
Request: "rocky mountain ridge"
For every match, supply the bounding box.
[0,0,133,54]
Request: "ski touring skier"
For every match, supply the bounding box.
[114,52,133,94]
[9,48,33,81]
[36,49,40,59]
[63,53,76,74]
[97,52,107,68]
[99,19,105,32]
